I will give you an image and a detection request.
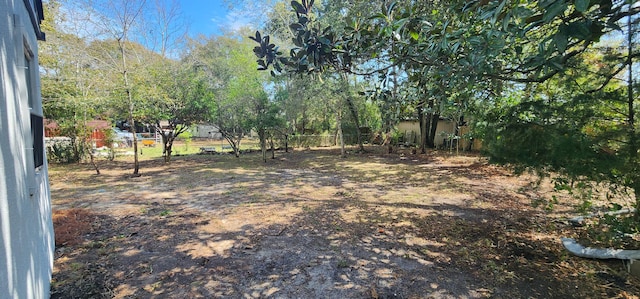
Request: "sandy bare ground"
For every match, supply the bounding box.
[49,146,640,298]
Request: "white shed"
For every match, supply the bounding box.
[0,1,54,298]
[193,124,223,139]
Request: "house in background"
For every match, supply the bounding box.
[44,118,61,137]
[396,119,482,151]
[192,123,223,139]
[1,0,55,298]
[46,119,113,147]
[87,120,112,148]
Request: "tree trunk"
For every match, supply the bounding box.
[233,135,243,158]
[301,110,306,135]
[625,9,639,220]
[428,113,439,148]
[336,110,345,157]
[82,118,100,174]
[285,134,289,153]
[425,113,434,148]
[270,137,275,159]
[119,34,139,175]
[88,143,100,175]
[345,95,364,152]
[167,139,175,162]
[221,130,242,158]
[421,98,439,149]
[259,128,266,163]
[163,134,174,163]
[340,73,365,152]
[128,112,139,175]
[418,100,427,154]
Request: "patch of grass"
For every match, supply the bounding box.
[69,262,84,271]
[336,259,350,268]
[97,246,111,256]
[85,240,105,249]
[482,260,517,283]
[127,139,262,160]
[530,196,558,211]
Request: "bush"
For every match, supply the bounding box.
[47,137,83,163]
[390,130,404,146]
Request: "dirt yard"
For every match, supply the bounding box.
[49,146,639,298]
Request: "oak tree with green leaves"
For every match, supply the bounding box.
[253,0,640,220]
[141,60,214,162]
[188,32,272,157]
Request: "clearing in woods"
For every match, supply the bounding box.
[49,146,639,298]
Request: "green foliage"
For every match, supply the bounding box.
[601,213,640,235]
[47,140,82,164]
[585,213,640,248]
[483,97,618,174]
[476,28,639,211]
[253,1,381,152]
[250,0,347,75]
[139,59,214,162]
[40,0,639,225]
[177,130,193,142]
[390,130,404,146]
[187,31,273,157]
[272,76,334,135]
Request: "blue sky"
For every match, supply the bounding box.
[177,0,254,37]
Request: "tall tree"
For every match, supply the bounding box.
[251,0,377,153]
[188,32,270,157]
[471,0,640,218]
[86,0,148,175]
[141,60,213,162]
[143,0,188,58]
[252,94,284,162]
[254,0,640,219]
[40,0,110,172]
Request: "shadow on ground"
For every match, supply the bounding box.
[49,146,639,298]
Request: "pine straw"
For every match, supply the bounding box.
[52,208,95,246]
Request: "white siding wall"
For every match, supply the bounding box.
[194,125,222,139]
[396,120,456,147]
[1,0,54,298]
[396,120,481,150]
